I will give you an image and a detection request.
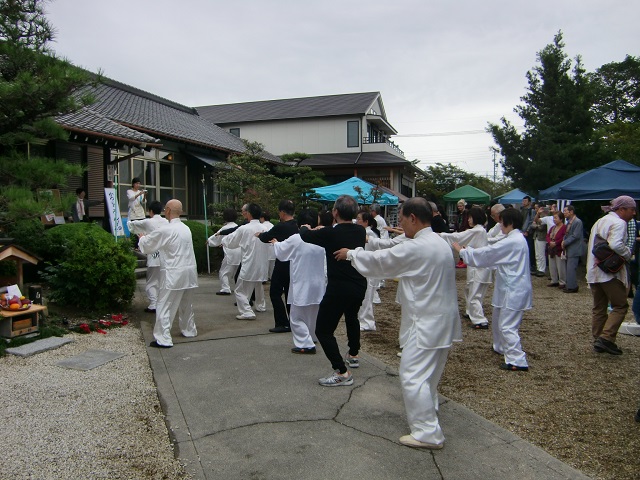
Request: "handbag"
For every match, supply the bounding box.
[591,235,626,274]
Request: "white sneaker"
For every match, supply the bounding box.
[255,307,267,312]
[399,434,443,449]
[318,370,353,387]
[236,314,256,320]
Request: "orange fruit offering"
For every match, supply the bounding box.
[9,303,20,310]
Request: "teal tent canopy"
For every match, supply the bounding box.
[443,185,490,204]
[312,177,399,205]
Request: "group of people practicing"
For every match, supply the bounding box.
[128,187,639,449]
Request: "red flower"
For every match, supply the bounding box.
[96,328,107,334]
[78,323,91,334]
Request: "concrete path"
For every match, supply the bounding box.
[139,276,590,480]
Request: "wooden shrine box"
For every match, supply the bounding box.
[0,243,41,291]
[0,304,47,338]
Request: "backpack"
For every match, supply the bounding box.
[591,235,626,274]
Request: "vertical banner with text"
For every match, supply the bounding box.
[105,188,125,238]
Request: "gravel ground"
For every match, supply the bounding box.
[352,268,640,480]
[0,323,188,480]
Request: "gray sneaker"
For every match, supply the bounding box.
[344,354,360,369]
[318,370,353,387]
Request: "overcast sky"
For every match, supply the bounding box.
[46,0,638,177]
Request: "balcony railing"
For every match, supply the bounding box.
[362,136,404,156]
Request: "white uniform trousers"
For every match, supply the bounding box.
[234,279,266,316]
[491,306,528,367]
[145,266,162,310]
[218,257,239,293]
[534,239,547,273]
[548,256,566,286]
[400,335,449,446]
[358,279,377,331]
[289,304,319,348]
[154,286,197,346]
[465,280,489,325]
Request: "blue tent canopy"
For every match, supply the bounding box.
[494,188,535,205]
[312,177,399,205]
[538,160,640,201]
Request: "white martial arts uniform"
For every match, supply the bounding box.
[139,217,198,346]
[208,221,240,294]
[459,229,532,367]
[223,219,269,317]
[358,226,380,331]
[261,220,276,280]
[128,215,169,310]
[348,227,461,446]
[440,225,492,326]
[373,214,389,289]
[487,222,506,244]
[273,234,325,348]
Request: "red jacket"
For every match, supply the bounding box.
[546,224,567,257]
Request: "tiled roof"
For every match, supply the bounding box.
[299,152,412,167]
[78,78,250,153]
[56,107,160,144]
[196,92,381,124]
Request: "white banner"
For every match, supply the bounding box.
[105,188,125,238]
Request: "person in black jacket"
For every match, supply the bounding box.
[300,195,366,386]
[428,201,449,233]
[257,200,299,333]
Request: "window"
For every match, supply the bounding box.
[347,121,359,148]
[230,128,240,137]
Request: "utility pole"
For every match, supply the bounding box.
[490,147,499,197]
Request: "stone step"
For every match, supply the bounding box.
[135,267,147,279]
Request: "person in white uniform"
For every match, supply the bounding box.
[128,200,168,313]
[335,198,461,450]
[454,208,532,371]
[487,204,506,244]
[370,203,389,294]
[355,211,380,331]
[138,199,198,348]
[207,207,240,296]
[271,209,326,353]
[127,177,147,221]
[440,206,492,329]
[223,203,269,320]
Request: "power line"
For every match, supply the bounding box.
[394,130,487,138]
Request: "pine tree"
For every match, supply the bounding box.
[487,32,603,193]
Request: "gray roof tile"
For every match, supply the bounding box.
[196,92,381,124]
[56,107,159,144]
[70,77,257,155]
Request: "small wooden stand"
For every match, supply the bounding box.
[0,305,47,338]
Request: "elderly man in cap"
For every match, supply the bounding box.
[586,195,636,355]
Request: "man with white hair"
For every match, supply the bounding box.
[487,204,506,244]
[587,195,636,355]
[138,199,198,348]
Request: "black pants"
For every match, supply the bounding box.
[315,291,365,374]
[270,262,290,328]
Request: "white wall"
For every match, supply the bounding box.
[223,117,363,155]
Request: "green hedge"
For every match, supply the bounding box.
[39,223,137,312]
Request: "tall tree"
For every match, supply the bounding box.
[487,32,601,193]
[0,0,92,231]
[590,55,640,163]
[415,162,511,202]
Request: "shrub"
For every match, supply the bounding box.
[39,223,136,312]
[4,218,48,256]
[183,220,210,273]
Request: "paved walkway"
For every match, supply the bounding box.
[138,276,591,480]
